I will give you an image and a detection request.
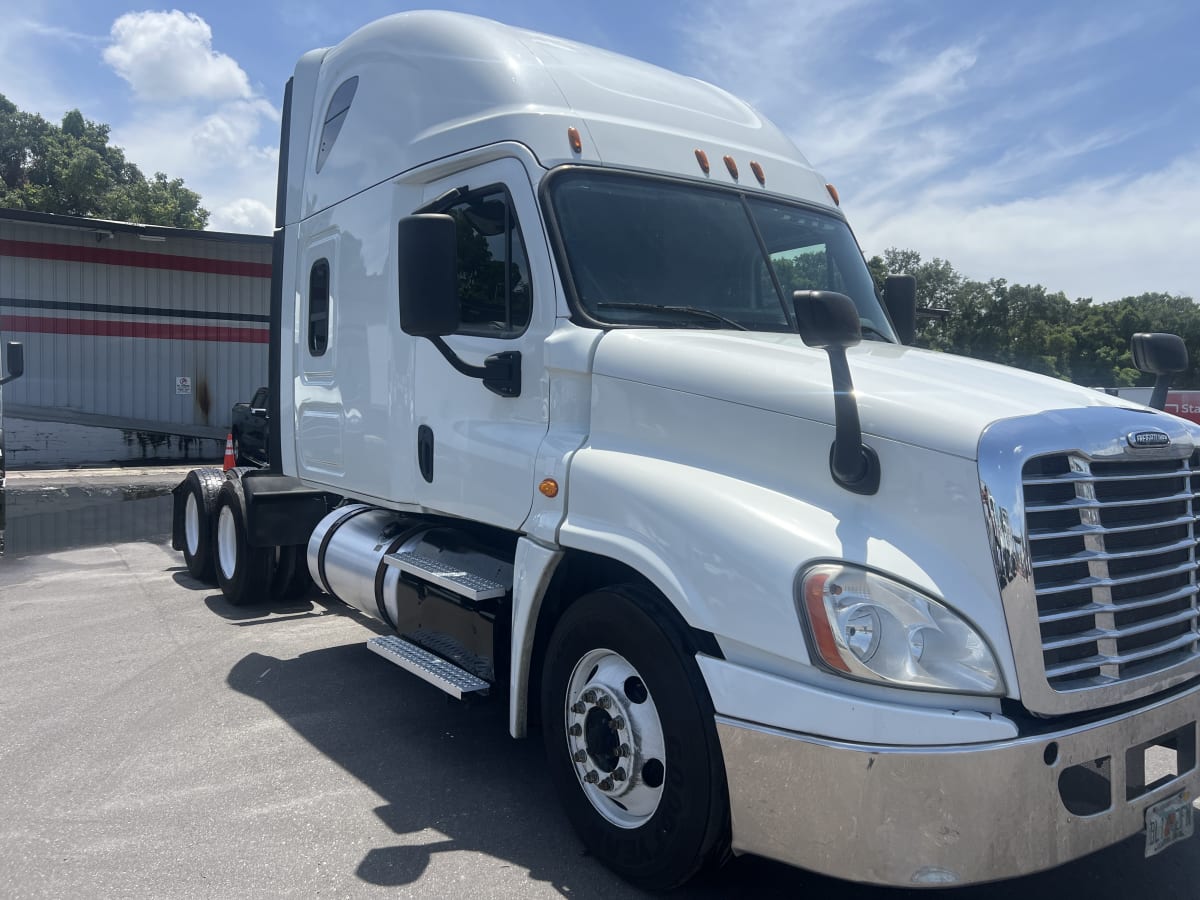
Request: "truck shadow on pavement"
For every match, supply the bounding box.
[220,600,1200,900]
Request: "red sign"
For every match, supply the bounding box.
[1164,392,1200,426]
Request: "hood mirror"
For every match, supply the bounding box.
[1131,332,1187,411]
[793,291,879,495]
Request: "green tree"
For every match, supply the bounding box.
[0,94,208,228]
[875,247,1200,389]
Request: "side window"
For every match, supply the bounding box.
[444,188,532,338]
[308,259,330,356]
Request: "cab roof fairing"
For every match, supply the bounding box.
[288,10,833,220]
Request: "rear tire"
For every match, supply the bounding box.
[540,585,730,890]
[181,468,224,582]
[213,477,275,606]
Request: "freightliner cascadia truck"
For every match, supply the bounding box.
[172,10,1199,889]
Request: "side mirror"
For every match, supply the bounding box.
[0,341,23,386]
[398,214,459,337]
[397,212,522,398]
[1131,332,1188,411]
[883,275,917,345]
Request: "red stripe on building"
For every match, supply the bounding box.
[0,238,272,278]
[1,315,268,344]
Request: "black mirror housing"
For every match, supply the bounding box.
[1131,332,1188,375]
[1131,332,1189,411]
[883,275,917,345]
[398,214,459,337]
[792,290,862,349]
[0,341,23,386]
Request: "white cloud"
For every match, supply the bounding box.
[102,12,279,234]
[103,10,251,103]
[678,1,1190,300]
[851,152,1200,301]
[211,197,275,233]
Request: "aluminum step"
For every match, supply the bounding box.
[383,551,508,602]
[366,635,490,699]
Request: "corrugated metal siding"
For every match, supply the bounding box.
[0,214,271,462]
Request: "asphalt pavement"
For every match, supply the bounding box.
[0,470,1198,898]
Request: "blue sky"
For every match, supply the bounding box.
[2,0,1198,302]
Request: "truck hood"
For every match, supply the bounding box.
[591,330,1145,460]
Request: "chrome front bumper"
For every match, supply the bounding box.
[717,680,1200,887]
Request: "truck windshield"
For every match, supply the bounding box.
[546,170,895,340]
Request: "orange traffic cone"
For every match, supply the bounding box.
[222,433,236,471]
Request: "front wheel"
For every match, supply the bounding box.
[540,586,730,890]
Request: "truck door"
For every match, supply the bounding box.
[411,158,553,530]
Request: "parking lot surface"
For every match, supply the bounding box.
[0,481,1198,898]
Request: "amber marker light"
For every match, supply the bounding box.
[723,155,738,179]
[750,161,765,185]
[567,127,582,154]
[694,149,711,174]
[826,183,840,206]
[803,572,851,673]
[539,478,560,498]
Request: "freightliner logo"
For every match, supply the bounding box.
[1127,430,1171,448]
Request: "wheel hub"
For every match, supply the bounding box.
[184,492,200,555]
[216,504,238,581]
[564,649,666,828]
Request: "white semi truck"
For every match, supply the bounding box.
[172,11,1199,889]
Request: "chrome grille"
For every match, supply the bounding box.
[1022,452,1200,691]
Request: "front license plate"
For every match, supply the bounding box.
[1145,791,1194,858]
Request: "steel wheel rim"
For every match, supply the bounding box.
[564,648,665,829]
[184,491,200,555]
[217,504,238,581]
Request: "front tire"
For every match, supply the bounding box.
[540,585,730,890]
[213,477,275,606]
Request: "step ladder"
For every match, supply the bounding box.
[367,634,490,699]
[368,551,509,699]
[383,551,509,602]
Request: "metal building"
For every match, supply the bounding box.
[0,209,271,467]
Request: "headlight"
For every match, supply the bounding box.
[799,564,1004,695]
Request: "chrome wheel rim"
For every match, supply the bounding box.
[564,648,665,829]
[184,491,200,555]
[217,504,238,581]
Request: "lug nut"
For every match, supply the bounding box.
[598,777,614,791]
[569,723,583,737]
[618,743,631,757]
[573,749,587,763]
[613,767,627,782]
[584,770,599,784]
[571,701,586,714]
[597,695,612,710]
[582,689,597,704]
[609,716,625,731]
